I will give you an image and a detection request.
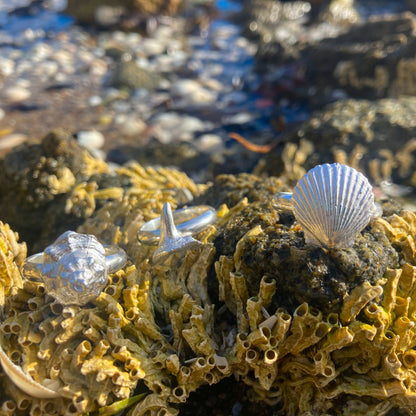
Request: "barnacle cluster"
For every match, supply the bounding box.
[215,212,416,414]
[2,137,416,415]
[0,222,26,306]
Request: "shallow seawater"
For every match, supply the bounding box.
[0,0,72,46]
[0,0,308,162]
[355,0,408,18]
[0,0,413,164]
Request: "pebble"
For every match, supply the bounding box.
[77,130,105,150]
[223,112,255,125]
[171,79,218,105]
[141,38,166,56]
[88,95,103,106]
[4,86,31,103]
[171,79,200,96]
[89,148,106,160]
[153,113,214,143]
[119,117,147,137]
[0,58,15,76]
[195,134,224,152]
[0,134,28,151]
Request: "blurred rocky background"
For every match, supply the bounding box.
[0,1,415,190]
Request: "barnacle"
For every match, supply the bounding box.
[0,263,177,415]
[0,221,26,306]
[211,208,416,415]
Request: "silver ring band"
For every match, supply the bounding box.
[137,205,217,245]
[103,245,128,274]
[23,244,127,279]
[272,192,293,211]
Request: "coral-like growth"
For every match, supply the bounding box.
[0,221,26,305]
[2,138,416,415]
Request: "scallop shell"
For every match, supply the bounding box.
[292,163,375,249]
[37,231,107,305]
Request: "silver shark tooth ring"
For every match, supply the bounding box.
[138,202,217,264]
[137,203,217,245]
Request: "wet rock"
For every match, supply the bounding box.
[319,0,361,26]
[239,0,312,65]
[110,59,161,90]
[406,0,416,13]
[65,0,184,26]
[258,97,416,187]
[303,12,416,98]
[4,86,31,103]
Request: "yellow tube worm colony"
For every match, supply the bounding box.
[2,142,416,415]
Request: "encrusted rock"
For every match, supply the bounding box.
[303,12,416,98]
[259,97,416,188]
[0,130,109,252]
[211,187,397,313]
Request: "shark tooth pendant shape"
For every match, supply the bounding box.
[152,202,202,263]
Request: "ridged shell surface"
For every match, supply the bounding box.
[293,163,375,249]
[40,231,107,305]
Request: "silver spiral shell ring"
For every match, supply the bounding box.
[22,231,127,305]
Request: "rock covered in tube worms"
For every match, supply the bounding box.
[39,231,107,305]
[293,163,376,249]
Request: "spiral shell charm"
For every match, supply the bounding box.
[23,231,127,305]
[293,163,376,249]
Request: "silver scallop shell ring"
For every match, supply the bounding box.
[22,231,127,305]
[137,203,217,263]
[273,163,381,249]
